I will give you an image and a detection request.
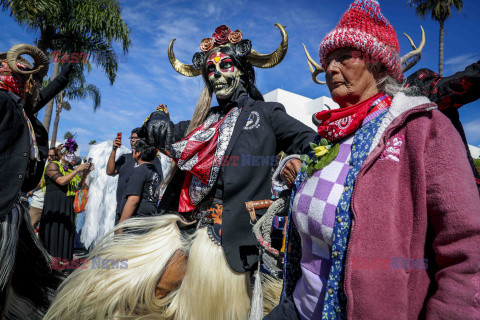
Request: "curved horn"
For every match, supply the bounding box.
[247,23,288,69]
[303,44,326,85]
[6,44,49,77]
[401,26,426,73]
[168,39,201,77]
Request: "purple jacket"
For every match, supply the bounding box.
[344,93,480,319]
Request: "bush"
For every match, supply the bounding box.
[475,158,480,171]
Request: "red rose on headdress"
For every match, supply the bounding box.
[227,30,243,44]
[200,38,215,52]
[212,25,231,45]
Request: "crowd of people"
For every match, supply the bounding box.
[1,0,480,319]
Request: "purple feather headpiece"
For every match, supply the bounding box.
[64,138,78,153]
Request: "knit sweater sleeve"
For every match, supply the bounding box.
[424,110,480,319]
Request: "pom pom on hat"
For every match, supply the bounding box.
[318,0,402,81]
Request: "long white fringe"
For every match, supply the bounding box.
[45,215,189,320]
[165,228,251,320]
[45,215,253,320]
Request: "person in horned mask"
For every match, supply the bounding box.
[44,24,318,320]
[0,44,72,319]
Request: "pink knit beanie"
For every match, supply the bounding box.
[318,0,402,81]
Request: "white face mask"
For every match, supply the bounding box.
[206,52,243,100]
[64,153,75,164]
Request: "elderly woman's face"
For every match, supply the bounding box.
[325,48,378,107]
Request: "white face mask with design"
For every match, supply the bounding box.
[64,153,75,164]
[206,52,243,100]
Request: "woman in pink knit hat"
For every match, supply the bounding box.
[266,0,480,319]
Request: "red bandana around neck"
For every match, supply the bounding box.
[314,93,392,142]
[167,105,243,212]
[0,61,28,98]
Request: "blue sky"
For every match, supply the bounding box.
[1,0,479,155]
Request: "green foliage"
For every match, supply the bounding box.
[474,158,480,171]
[301,142,340,177]
[64,131,76,140]
[1,0,132,84]
[89,140,97,145]
[408,0,463,22]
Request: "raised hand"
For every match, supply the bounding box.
[139,106,174,150]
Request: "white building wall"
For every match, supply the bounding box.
[264,88,338,130]
[470,145,480,159]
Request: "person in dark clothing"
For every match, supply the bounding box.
[115,140,160,233]
[106,127,163,224]
[40,141,93,262]
[0,44,72,319]
[44,24,319,320]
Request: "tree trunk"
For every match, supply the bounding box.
[50,108,61,148]
[439,20,445,77]
[42,62,60,134]
[50,93,63,148]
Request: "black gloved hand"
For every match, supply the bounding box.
[59,63,74,78]
[139,108,174,150]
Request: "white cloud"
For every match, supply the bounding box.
[444,53,480,74]
[463,119,480,146]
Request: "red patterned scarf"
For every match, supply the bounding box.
[0,61,29,98]
[167,106,242,212]
[314,93,392,141]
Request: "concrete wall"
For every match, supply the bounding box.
[264,88,338,130]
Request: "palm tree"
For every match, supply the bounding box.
[64,131,76,140]
[408,0,463,77]
[49,82,101,147]
[50,92,71,148]
[1,0,131,132]
[89,140,97,145]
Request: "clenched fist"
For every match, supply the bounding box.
[138,107,175,150]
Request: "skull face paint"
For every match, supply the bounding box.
[64,153,75,164]
[206,52,243,100]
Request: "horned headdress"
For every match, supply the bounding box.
[168,23,288,77]
[0,44,49,98]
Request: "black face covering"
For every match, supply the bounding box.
[216,77,247,108]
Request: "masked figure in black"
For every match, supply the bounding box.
[45,24,318,320]
[0,44,72,319]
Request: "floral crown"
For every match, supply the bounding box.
[200,25,244,52]
[168,23,288,77]
[192,25,252,70]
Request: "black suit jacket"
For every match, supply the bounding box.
[0,67,70,219]
[159,96,318,272]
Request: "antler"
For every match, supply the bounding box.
[247,23,288,69]
[168,39,202,77]
[303,43,326,85]
[5,44,49,78]
[401,26,426,73]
